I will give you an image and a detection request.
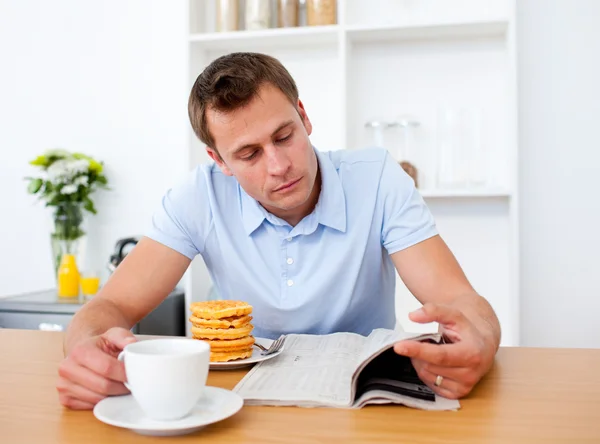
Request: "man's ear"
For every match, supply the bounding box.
[206,147,233,176]
[297,99,313,136]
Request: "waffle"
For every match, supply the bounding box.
[191,324,254,340]
[189,299,255,362]
[210,348,253,362]
[189,314,253,329]
[199,335,256,351]
[190,300,252,320]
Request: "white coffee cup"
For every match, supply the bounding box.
[117,338,210,421]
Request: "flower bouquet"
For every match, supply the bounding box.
[25,149,109,280]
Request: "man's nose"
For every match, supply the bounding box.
[265,146,291,176]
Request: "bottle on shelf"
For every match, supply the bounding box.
[306,0,337,26]
[278,0,300,28]
[245,0,272,31]
[216,0,239,32]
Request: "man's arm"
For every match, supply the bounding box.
[64,236,191,354]
[57,237,192,409]
[391,234,501,348]
[390,234,501,399]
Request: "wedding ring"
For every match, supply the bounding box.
[434,375,444,387]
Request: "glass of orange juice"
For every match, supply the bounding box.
[80,270,101,298]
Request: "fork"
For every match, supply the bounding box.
[254,335,286,355]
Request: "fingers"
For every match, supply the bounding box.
[58,331,136,410]
[69,343,127,383]
[56,376,106,406]
[412,359,471,399]
[58,392,96,410]
[412,358,478,391]
[409,303,467,327]
[58,358,129,397]
[100,327,137,354]
[394,340,466,367]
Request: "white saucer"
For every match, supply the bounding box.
[210,337,284,370]
[93,386,243,436]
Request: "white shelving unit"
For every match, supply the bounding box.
[185,0,519,346]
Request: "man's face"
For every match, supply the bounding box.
[205,83,318,221]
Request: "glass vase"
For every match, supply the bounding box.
[50,203,86,288]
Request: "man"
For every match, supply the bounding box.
[56,52,501,410]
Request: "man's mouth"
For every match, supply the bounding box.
[273,178,301,192]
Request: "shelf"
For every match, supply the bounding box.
[346,20,508,44]
[189,25,339,51]
[188,19,508,52]
[418,188,511,198]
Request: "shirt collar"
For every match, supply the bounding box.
[240,186,269,236]
[240,147,347,236]
[313,148,347,233]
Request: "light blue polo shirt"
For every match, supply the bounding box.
[146,147,438,339]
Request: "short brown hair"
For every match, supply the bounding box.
[188,52,300,150]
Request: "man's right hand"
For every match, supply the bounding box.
[56,327,137,410]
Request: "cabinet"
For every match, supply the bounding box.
[0,289,186,336]
[185,0,519,345]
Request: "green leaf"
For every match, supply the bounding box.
[84,197,97,214]
[29,156,48,167]
[27,178,43,194]
[96,175,108,185]
[46,193,62,206]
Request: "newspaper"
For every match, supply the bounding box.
[233,328,460,411]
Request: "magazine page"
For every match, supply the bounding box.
[354,389,460,410]
[233,332,368,407]
[349,328,460,410]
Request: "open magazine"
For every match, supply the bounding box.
[233,328,460,411]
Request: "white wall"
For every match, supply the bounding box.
[518,0,600,347]
[0,1,189,296]
[3,0,599,349]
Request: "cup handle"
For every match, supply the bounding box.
[117,351,131,391]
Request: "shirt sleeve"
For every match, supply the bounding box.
[144,167,211,260]
[380,152,438,255]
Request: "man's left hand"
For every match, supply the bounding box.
[393,303,496,400]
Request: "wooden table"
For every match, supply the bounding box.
[1,329,600,443]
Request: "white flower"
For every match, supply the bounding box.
[47,160,70,182]
[61,184,78,195]
[75,175,89,186]
[69,159,90,175]
[47,158,90,183]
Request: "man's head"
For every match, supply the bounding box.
[188,52,319,225]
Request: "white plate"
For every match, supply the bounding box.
[210,337,284,370]
[93,386,243,437]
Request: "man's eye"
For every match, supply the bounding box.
[277,134,292,143]
[242,151,258,161]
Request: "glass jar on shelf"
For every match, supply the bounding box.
[278,0,299,27]
[306,0,337,26]
[364,120,388,149]
[245,0,272,31]
[216,0,239,32]
[389,118,421,188]
[435,106,486,189]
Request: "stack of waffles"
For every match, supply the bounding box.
[189,300,255,362]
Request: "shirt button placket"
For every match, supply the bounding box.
[282,235,296,301]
